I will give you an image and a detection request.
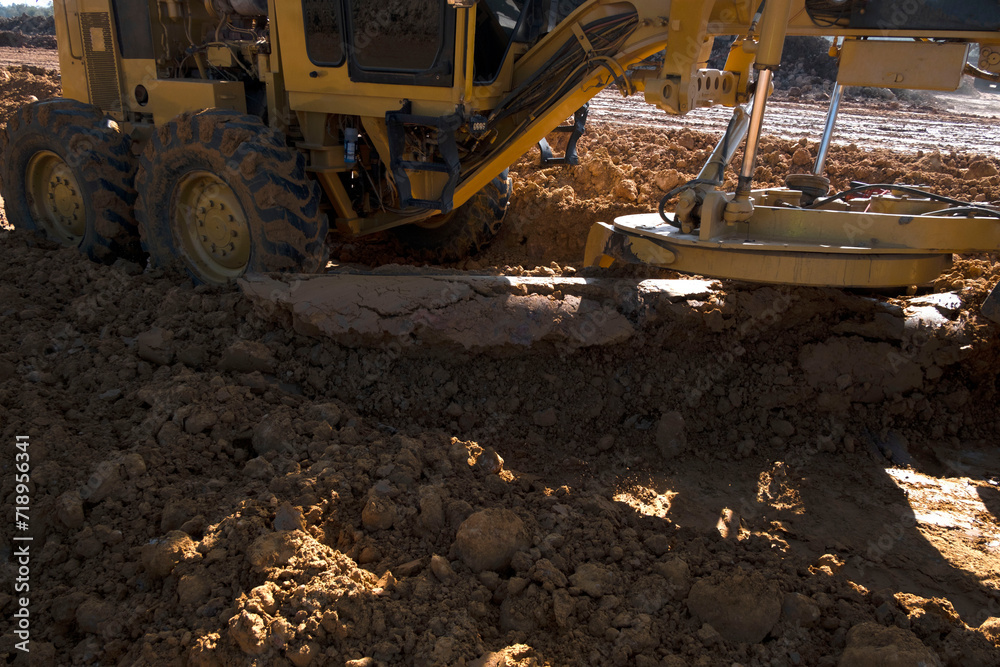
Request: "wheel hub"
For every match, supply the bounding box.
[174,171,251,283]
[26,151,86,245]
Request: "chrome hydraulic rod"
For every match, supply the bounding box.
[734,69,772,198]
[698,104,752,183]
[725,0,793,222]
[813,83,844,176]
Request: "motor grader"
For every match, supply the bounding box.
[2,0,1000,287]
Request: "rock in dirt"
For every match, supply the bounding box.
[177,574,211,606]
[979,617,1000,643]
[160,499,194,533]
[500,585,550,632]
[839,622,942,667]
[530,558,568,589]
[791,147,813,167]
[697,622,723,646]
[630,574,673,613]
[76,597,115,636]
[474,447,505,475]
[121,452,147,477]
[908,292,962,318]
[454,509,530,572]
[430,554,458,583]
[137,328,175,366]
[653,557,692,600]
[244,455,274,480]
[306,402,343,427]
[56,490,85,529]
[981,283,1000,325]
[656,411,687,456]
[252,413,292,455]
[469,644,540,667]
[287,641,321,667]
[570,562,614,597]
[247,531,298,569]
[782,592,821,628]
[686,570,782,643]
[241,274,641,350]
[361,494,397,531]
[533,408,557,427]
[219,340,275,374]
[418,487,446,537]
[894,593,961,638]
[80,459,122,504]
[273,501,305,532]
[964,159,999,179]
[184,408,218,434]
[613,178,639,202]
[229,610,269,656]
[141,531,201,578]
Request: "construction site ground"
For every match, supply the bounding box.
[1,44,1000,667]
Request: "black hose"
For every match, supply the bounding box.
[658,178,722,226]
[808,183,999,214]
[917,207,1000,219]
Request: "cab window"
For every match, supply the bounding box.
[349,0,443,71]
[303,0,345,66]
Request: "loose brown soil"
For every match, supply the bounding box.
[2,57,1000,667]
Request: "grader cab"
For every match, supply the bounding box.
[3,0,1000,287]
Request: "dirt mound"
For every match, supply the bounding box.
[0,15,55,36]
[0,65,60,127]
[1,226,999,665]
[0,14,56,49]
[0,31,56,49]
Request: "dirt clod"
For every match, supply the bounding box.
[839,622,943,667]
[686,571,783,643]
[454,508,530,572]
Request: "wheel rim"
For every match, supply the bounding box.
[25,150,86,245]
[173,170,251,283]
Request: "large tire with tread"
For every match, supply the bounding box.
[0,98,140,261]
[391,170,512,263]
[135,109,328,285]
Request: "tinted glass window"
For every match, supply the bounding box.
[485,0,524,35]
[350,0,443,71]
[304,0,344,66]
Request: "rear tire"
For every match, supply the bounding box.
[135,109,328,285]
[391,170,511,263]
[0,98,140,262]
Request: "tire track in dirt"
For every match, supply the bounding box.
[589,89,1000,158]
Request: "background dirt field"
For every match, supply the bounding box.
[1,37,1000,667]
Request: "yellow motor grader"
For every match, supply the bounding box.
[2,0,1000,287]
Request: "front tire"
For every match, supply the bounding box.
[0,98,139,262]
[391,170,512,263]
[135,109,328,285]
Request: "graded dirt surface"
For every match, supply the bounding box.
[2,56,1000,667]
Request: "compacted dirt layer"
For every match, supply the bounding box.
[2,61,1000,667]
